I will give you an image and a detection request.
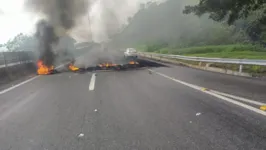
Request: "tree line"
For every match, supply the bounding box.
[110,0,266,49]
[0,33,37,52]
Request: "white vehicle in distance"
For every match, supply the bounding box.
[124,48,138,58]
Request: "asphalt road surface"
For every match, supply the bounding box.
[0,48,266,150]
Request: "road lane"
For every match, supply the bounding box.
[148,59,266,103]
[85,70,266,150]
[0,48,265,149]
[148,69,266,116]
[0,73,95,150]
[0,76,39,95]
[0,69,265,149]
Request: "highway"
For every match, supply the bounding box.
[0,48,265,150]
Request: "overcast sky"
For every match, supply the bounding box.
[0,0,38,44]
[0,0,165,44]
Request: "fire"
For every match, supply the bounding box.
[129,61,139,65]
[98,62,117,68]
[37,60,54,75]
[68,63,79,71]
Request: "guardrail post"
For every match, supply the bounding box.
[18,52,21,64]
[3,52,7,67]
[239,64,243,73]
[198,62,202,66]
[142,52,266,72]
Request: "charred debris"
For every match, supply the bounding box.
[37,60,142,75]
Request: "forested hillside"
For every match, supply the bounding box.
[110,0,266,58]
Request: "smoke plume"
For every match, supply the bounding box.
[35,20,58,66]
[0,9,4,15]
[88,0,165,42]
[26,0,166,66]
[26,0,165,43]
[25,0,91,30]
[25,0,92,65]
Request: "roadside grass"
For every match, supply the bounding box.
[137,44,266,75]
[154,44,266,59]
[185,51,266,59]
[178,44,266,54]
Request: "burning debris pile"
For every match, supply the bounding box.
[68,63,79,72]
[97,62,118,69]
[94,61,140,71]
[37,60,55,75]
[32,18,140,75]
[35,20,58,75]
[34,19,82,75]
[36,60,141,75]
[26,0,91,75]
[128,60,139,65]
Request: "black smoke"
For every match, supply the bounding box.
[26,0,90,30]
[26,0,91,66]
[35,20,58,66]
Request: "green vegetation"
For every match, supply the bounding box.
[138,44,266,59]
[184,0,266,44]
[138,44,266,74]
[0,33,38,52]
[184,0,265,25]
[186,51,266,59]
[111,0,250,48]
[110,0,266,75]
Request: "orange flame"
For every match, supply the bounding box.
[98,62,117,68]
[68,63,79,71]
[129,61,139,65]
[37,60,54,75]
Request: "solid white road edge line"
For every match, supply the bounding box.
[89,73,96,91]
[0,55,85,95]
[210,90,266,106]
[148,69,266,116]
[0,60,67,95]
[0,76,39,95]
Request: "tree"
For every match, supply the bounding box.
[183,0,266,25]
[183,0,266,43]
[111,0,247,48]
[4,33,37,52]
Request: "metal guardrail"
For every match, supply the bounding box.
[138,52,266,73]
[0,61,34,69]
[0,51,34,69]
[0,46,92,69]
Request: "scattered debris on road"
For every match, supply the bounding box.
[78,133,84,137]
[36,59,167,75]
[196,112,201,116]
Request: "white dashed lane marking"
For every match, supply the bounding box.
[89,73,96,91]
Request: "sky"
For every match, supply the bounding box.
[0,0,165,44]
[0,0,36,44]
[84,0,165,42]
